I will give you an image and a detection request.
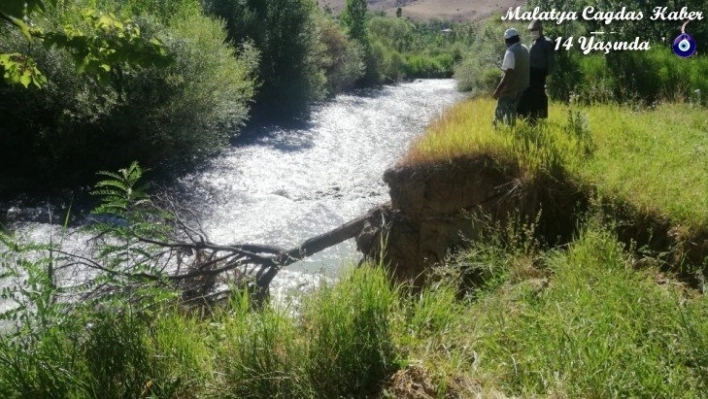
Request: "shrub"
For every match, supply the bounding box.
[453,20,506,94]
[0,6,257,187]
[206,0,325,120]
[123,0,201,23]
[549,49,708,106]
[119,9,257,165]
[367,16,415,53]
[315,15,365,96]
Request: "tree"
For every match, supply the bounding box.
[206,0,325,120]
[0,0,169,88]
[341,0,368,44]
[316,16,365,94]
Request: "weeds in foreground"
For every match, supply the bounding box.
[2,224,707,398]
[0,266,400,399]
[396,224,708,398]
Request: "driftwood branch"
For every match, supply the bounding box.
[63,200,376,304]
[168,211,370,290]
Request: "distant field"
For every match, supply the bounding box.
[319,0,526,22]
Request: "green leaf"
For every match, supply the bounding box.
[0,53,46,88]
[19,73,31,88]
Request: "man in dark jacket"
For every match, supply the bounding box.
[493,28,530,127]
[518,20,555,123]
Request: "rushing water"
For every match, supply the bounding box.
[2,79,464,309]
[177,79,464,276]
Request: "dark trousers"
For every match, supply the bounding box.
[518,68,549,122]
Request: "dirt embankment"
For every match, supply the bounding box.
[356,156,707,286]
[356,155,586,284]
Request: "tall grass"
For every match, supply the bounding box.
[466,227,708,397]
[403,98,708,231]
[211,268,398,399]
[573,49,708,106]
[578,104,708,230]
[0,266,398,398]
[387,222,708,397]
[2,230,707,397]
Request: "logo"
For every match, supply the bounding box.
[673,20,697,57]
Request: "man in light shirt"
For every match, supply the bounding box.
[492,28,530,127]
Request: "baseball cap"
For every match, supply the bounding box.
[504,28,519,39]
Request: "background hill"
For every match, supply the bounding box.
[319,0,526,22]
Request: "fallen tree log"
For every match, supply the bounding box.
[60,204,379,304]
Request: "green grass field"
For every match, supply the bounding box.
[403,99,708,231]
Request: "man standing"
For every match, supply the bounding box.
[493,28,530,127]
[518,20,555,123]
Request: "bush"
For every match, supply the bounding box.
[120,10,257,164]
[366,17,468,82]
[315,15,365,96]
[367,16,415,53]
[453,20,506,95]
[379,45,405,83]
[549,48,708,106]
[0,6,257,187]
[206,0,325,120]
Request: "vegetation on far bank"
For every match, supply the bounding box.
[0,0,473,191]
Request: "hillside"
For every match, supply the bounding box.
[319,0,526,22]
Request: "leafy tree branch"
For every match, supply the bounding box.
[0,0,170,88]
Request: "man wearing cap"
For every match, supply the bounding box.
[492,28,530,127]
[518,20,555,123]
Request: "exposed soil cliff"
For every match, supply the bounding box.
[357,155,707,286]
[356,155,587,284]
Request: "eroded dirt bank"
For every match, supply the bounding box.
[357,156,707,285]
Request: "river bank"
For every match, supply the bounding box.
[3,87,707,398]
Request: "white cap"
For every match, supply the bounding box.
[504,28,519,39]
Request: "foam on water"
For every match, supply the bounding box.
[1,80,464,318]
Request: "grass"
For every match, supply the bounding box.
[403,98,708,231]
[410,225,708,397]
[0,266,399,399]
[579,104,708,231]
[3,225,706,398]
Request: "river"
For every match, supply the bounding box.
[2,79,464,308]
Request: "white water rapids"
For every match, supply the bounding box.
[1,79,465,313]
